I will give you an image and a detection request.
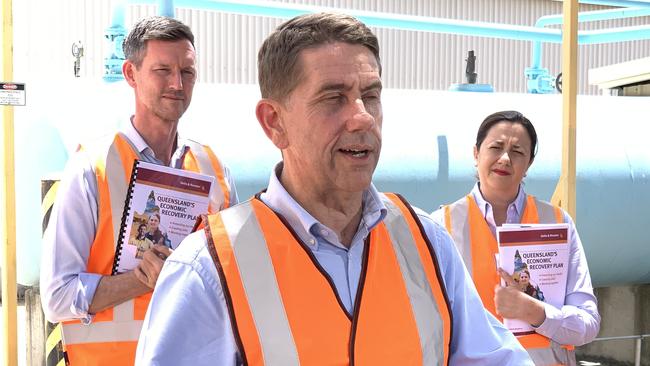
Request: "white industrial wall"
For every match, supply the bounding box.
[12,0,650,94]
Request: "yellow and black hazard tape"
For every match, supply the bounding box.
[45,322,67,366]
[41,180,60,232]
[42,179,67,365]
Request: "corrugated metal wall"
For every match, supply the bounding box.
[13,0,650,94]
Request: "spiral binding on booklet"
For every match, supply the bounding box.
[111,159,140,275]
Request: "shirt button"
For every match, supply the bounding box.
[309,238,316,246]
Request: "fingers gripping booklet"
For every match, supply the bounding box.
[496,223,570,335]
[112,160,214,274]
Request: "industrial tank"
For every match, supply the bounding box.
[185,84,650,287]
[10,81,650,287]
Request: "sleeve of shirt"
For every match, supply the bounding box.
[136,231,239,366]
[533,211,601,346]
[224,164,240,206]
[413,208,534,365]
[39,151,103,324]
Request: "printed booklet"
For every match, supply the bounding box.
[112,160,214,274]
[497,223,570,335]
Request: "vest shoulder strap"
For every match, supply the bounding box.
[380,192,453,365]
[184,139,231,210]
[443,196,473,272]
[530,196,565,224]
[444,196,471,237]
[203,199,299,366]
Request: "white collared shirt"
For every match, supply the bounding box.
[432,182,601,346]
[40,118,238,324]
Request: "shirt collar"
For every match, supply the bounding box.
[120,117,152,155]
[471,182,526,219]
[120,116,188,167]
[259,163,387,250]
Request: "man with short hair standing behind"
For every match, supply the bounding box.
[137,13,531,365]
[40,16,237,365]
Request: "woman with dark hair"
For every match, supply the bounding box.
[515,269,544,301]
[432,110,600,366]
[145,213,166,246]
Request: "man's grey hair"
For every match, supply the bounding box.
[257,12,381,102]
[123,16,195,67]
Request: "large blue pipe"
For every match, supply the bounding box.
[103,0,175,81]
[14,89,649,288]
[111,0,650,86]
[103,0,127,82]
[123,0,650,44]
[158,0,174,17]
[111,0,126,28]
[577,0,650,7]
[160,0,650,95]
[531,7,650,70]
[168,0,650,44]
[537,6,650,28]
[177,85,650,287]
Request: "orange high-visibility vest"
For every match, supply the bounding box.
[205,193,452,365]
[442,194,575,366]
[61,133,231,366]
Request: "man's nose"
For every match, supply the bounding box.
[168,70,183,90]
[345,98,375,131]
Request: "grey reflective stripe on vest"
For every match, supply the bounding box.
[446,197,473,274]
[446,196,563,275]
[447,194,571,365]
[220,203,300,366]
[534,197,563,224]
[61,135,144,346]
[529,201,576,364]
[61,318,143,345]
[185,139,226,211]
[382,197,445,365]
[61,286,140,345]
[528,342,576,366]
[105,140,133,251]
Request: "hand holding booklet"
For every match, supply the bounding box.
[496,223,570,335]
[112,160,215,274]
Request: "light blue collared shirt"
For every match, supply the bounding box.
[136,165,532,365]
[471,183,526,236]
[431,182,601,347]
[40,119,238,324]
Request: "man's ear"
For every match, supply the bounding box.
[256,99,289,149]
[122,60,138,88]
[473,145,479,166]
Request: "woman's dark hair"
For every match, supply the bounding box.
[475,110,538,163]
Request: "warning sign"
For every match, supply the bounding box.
[0,82,26,106]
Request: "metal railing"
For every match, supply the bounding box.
[588,334,650,366]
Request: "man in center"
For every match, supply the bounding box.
[137,12,532,365]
